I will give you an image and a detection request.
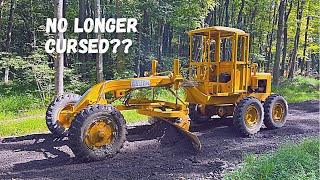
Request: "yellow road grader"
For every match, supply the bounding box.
[46,26,288,161]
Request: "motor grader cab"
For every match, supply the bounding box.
[185,27,274,123]
[45,26,288,162]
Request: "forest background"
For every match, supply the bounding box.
[0,0,319,137]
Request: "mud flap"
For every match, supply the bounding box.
[161,118,202,151]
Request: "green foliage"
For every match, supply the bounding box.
[169,0,215,29]
[64,67,92,94]
[0,94,42,116]
[225,138,320,180]
[1,0,319,90]
[273,76,320,103]
[0,81,44,118]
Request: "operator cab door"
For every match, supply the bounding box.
[208,34,233,94]
[233,34,249,93]
[207,33,249,94]
[188,31,249,94]
[189,34,211,82]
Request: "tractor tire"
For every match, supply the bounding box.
[69,104,127,162]
[263,94,288,129]
[46,93,81,137]
[189,104,210,125]
[233,97,264,137]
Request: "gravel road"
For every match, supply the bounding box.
[0,100,319,179]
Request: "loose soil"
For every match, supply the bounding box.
[0,100,319,179]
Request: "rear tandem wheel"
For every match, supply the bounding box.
[263,94,288,129]
[233,97,264,137]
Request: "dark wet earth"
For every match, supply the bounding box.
[0,100,319,179]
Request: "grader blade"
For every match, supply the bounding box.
[161,118,202,151]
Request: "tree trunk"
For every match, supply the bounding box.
[178,34,181,57]
[280,0,293,76]
[95,0,103,82]
[135,24,141,77]
[78,0,87,78]
[157,21,164,64]
[266,2,278,72]
[0,0,4,31]
[115,0,124,71]
[249,0,258,54]
[61,0,69,67]
[4,67,9,83]
[54,0,64,96]
[78,0,86,39]
[301,15,310,75]
[237,0,245,28]
[30,0,37,50]
[288,0,305,79]
[318,54,320,74]
[280,26,288,76]
[225,0,230,26]
[213,7,217,25]
[3,0,16,84]
[204,11,213,26]
[273,0,285,87]
[140,9,150,76]
[5,0,15,51]
[230,1,235,27]
[217,4,222,26]
[162,24,170,55]
[168,26,173,55]
[222,0,230,60]
[317,54,320,74]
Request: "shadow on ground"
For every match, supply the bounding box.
[1,118,234,172]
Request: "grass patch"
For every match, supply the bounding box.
[121,110,148,123]
[0,117,48,137]
[0,107,45,122]
[0,109,147,137]
[273,76,320,103]
[225,138,320,180]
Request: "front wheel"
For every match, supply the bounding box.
[263,94,288,129]
[233,97,264,137]
[69,105,127,162]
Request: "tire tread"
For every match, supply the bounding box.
[69,104,127,162]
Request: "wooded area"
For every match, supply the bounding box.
[0,0,319,98]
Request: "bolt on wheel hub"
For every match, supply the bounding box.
[272,103,284,122]
[84,120,114,149]
[58,104,74,129]
[245,105,259,127]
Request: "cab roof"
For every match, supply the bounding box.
[188,26,248,37]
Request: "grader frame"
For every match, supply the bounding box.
[46,26,288,161]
